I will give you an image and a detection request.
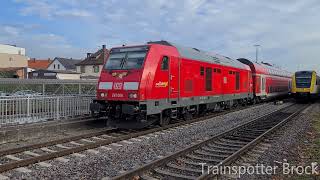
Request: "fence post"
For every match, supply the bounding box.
[42,83,45,95]
[56,96,60,120]
[27,96,30,117]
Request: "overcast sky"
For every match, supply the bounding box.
[0,0,319,72]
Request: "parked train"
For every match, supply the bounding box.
[90,41,292,128]
[292,70,320,100]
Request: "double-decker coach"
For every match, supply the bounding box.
[238,58,292,103]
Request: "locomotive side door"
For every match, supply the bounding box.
[169,56,180,100]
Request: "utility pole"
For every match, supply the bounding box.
[254,44,260,63]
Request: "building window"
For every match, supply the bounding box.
[200,67,204,76]
[58,64,60,69]
[93,65,100,73]
[81,66,85,73]
[54,64,56,69]
[205,67,212,91]
[161,56,169,70]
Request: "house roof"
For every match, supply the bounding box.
[28,59,52,69]
[75,48,109,66]
[51,57,82,70]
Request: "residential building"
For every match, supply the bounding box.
[0,44,28,78]
[47,57,81,72]
[75,45,109,79]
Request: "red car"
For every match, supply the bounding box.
[90,41,291,128]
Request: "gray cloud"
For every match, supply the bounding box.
[10,0,320,72]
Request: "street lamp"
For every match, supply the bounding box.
[254,44,260,63]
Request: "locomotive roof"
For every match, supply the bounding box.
[148,41,249,70]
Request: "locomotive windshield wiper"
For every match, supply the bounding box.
[120,53,129,69]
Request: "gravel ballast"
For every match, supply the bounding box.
[2,102,292,179]
[238,102,320,179]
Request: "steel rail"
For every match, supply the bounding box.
[0,102,270,173]
[112,103,307,180]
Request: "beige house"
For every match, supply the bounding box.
[0,44,28,78]
[76,45,109,79]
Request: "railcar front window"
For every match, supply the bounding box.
[105,50,147,70]
[295,72,312,88]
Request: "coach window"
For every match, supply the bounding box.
[236,72,240,90]
[205,67,212,91]
[262,78,266,91]
[161,56,169,70]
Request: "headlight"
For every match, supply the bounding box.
[128,93,138,99]
[100,92,107,97]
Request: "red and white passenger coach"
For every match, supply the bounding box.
[90,41,291,128]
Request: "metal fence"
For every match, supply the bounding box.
[0,95,94,127]
[0,78,97,95]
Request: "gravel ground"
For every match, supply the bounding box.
[0,120,108,151]
[2,102,291,179]
[238,102,319,180]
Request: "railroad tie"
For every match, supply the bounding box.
[55,157,70,163]
[56,144,71,149]
[72,153,86,158]
[37,162,52,168]
[0,174,9,180]
[15,167,32,173]
[86,149,99,154]
[99,146,112,150]
[129,138,142,142]
[100,135,114,138]
[110,143,123,147]
[80,139,95,143]
[5,155,22,161]
[91,136,104,140]
[41,147,57,153]
[121,140,133,144]
[24,151,40,157]
[69,141,84,146]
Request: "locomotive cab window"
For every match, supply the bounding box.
[105,46,148,70]
[205,68,212,91]
[161,56,169,70]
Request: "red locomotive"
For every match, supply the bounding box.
[90,41,291,128]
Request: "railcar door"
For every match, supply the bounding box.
[169,56,180,100]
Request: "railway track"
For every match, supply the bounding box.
[112,103,308,180]
[0,101,285,174]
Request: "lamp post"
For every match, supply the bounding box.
[254,44,260,63]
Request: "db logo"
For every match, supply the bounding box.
[113,82,123,90]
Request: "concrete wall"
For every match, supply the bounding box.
[0,44,26,56]
[0,53,28,68]
[47,60,66,71]
[76,65,102,77]
[56,73,80,80]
